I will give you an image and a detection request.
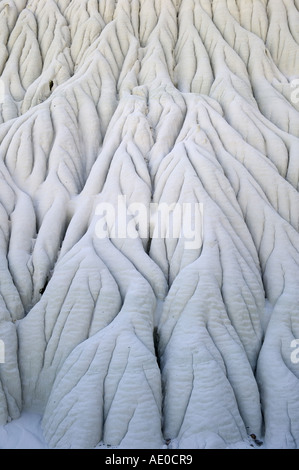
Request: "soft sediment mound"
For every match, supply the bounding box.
[0,0,299,449]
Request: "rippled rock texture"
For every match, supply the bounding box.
[0,0,299,449]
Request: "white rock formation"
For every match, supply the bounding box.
[0,0,299,449]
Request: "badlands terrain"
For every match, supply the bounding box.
[0,0,299,449]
